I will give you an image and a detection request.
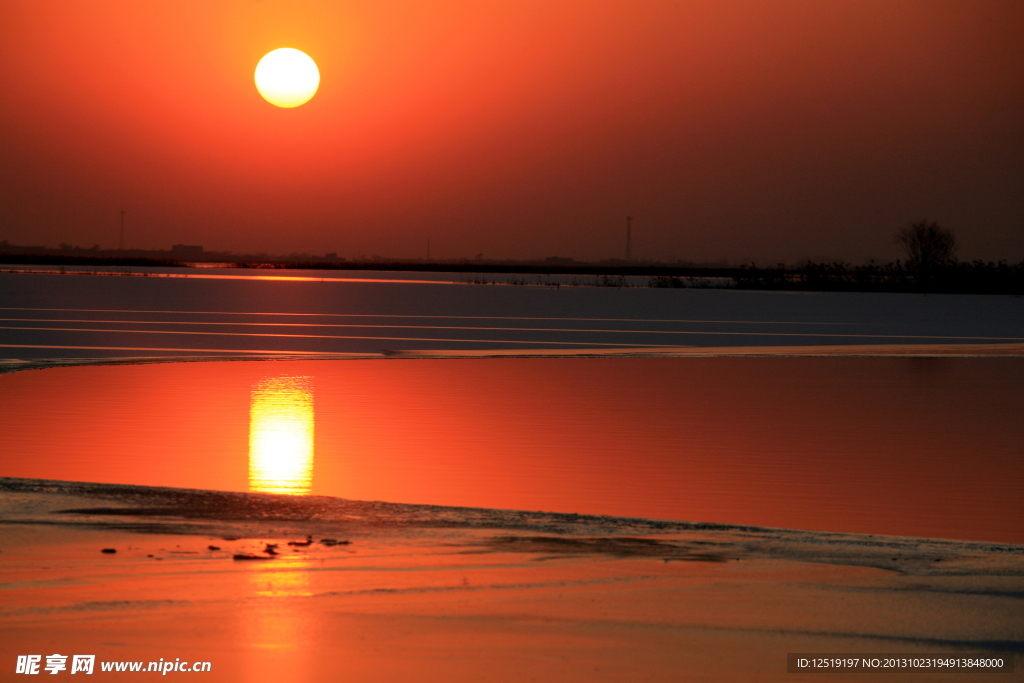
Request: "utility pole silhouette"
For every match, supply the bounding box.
[119,209,126,250]
[625,216,632,261]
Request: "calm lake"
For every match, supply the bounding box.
[2,356,1021,543]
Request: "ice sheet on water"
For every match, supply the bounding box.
[3,270,1022,361]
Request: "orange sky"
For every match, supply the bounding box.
[1,0,1021,262]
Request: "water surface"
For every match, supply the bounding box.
[1,357,1020,543]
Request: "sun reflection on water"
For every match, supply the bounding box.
[248,563,314,599]
[248,376,314,495]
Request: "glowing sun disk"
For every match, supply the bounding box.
[254,48,320,108]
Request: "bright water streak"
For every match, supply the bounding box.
[248,376,314,495]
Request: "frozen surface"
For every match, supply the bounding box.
[1,270,1022,359]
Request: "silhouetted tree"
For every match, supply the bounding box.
[894,221,957,270]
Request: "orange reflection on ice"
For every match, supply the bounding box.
[239,562,314,683]
[248,376,314,495]
[248,562,313,600]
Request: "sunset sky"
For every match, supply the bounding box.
[1,0,1021,263]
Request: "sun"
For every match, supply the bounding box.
[254,48,320,108]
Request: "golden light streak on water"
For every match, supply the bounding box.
[248,562,314,599]
[248,376,314,495]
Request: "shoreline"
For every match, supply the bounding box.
[2,477,1022,681]
[4,341,1024,375]
[3,476,1023,563]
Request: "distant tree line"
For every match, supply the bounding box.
[733,221,1022,294]
[732,259,1023,294]
[2,220,1021,294]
